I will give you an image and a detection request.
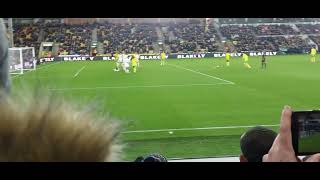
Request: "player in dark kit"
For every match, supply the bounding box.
[261,54,267,69]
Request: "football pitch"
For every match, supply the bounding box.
[11,54,320,160]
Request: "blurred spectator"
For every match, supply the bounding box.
[240,126,277,162]
[0,18,10,93]
[0,91,121,162]
[134,153,168,162]
[134,156,145,162]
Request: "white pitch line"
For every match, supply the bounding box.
[168,63,235,85]
[122,124,279,134]
[49,83,232,91]
[73,66,86,78]
[11,62,62,79]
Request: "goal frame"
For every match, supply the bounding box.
[9,47,36,75]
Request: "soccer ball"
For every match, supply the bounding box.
[168,131,173,134]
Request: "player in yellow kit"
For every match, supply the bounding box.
[310,47,317,63]
[160,51,166,66]
[242,53,252,69]
[131,54,138,73]
[225,52,231,66]
[135,52,140,67]
[113,51,120,71]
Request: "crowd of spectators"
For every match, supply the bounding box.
[220,25,314,53]
[10,21,320,56]
[296,24,320,34]
[43,23,93,55]
[267,36,312,53]
[220,25,261,51]
[13,23,41,55]
[167,23,221,53]
[220,18,320,24]
[254,24,299,36]
[97,23,157,54]
[309,36,320,47]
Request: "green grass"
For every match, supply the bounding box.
[11,54,320,160]
[300,133,320,153]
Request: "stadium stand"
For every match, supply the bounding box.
[43,23,93,55]
[296,24,320,34]
[220,24,313,53]
[9,19,320,57]
[309,36,320,46]
[254,24,299,36]
[166,23,221,53]
[13,23,41,55]
[97,23,157,54]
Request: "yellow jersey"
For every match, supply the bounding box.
[161,52,166,60]
[242,54,249,62]
[226,53,230,60]
[311,48,317,56]
[132,55,137,66]
[114,53,119,60]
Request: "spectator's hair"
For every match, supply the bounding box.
[0,91,121,162]
[143,154,167,162]
[240,126,277,162]
[134,156,144,162]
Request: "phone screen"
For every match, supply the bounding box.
[292,111,320,155]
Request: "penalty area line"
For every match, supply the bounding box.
[168,63,235,85]
[122,124,279,134]
[73,66,86,78]
[49,83,233,91]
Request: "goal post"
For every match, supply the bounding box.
[9,47,36,75]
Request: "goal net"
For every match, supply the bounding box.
[9,47,36,74]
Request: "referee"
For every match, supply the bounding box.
[261,53,267,69]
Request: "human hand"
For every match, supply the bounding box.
[263,106,298,162]
[303,154,320,162]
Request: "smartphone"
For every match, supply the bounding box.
[292,110,320,155]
